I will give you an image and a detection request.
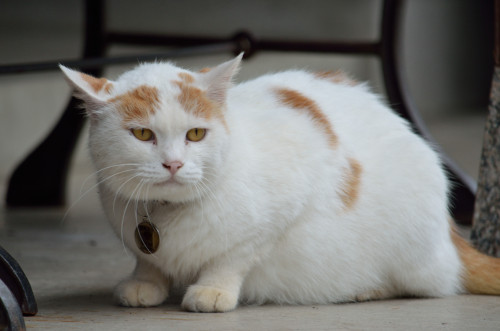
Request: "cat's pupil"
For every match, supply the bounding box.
[186,128,206,142]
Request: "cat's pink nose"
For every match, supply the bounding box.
[163,161,183,175]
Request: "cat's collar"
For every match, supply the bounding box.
[134,200,165,254]
[135,215,160,254]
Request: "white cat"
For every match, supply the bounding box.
[61,55,500,312]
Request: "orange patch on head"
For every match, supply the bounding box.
[173,80,227,130]
[174,81,215,119]
[340,158,362,210]
[103,82,114,94]
[110,85,160,124]
[80,72,109,93]
[314,70,358,86]
[274,88,338,148]
[178,72,195,84]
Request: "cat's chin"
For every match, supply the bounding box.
[146,181,201,204]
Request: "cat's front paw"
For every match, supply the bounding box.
[181,285,238,313]
[114,279,168,307]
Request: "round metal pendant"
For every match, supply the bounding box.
[134,221,160,254]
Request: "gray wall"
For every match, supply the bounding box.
[0,0,493,186]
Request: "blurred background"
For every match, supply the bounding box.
[0,0,494,207]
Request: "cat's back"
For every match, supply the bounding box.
[227,69,416,155]
[226,68,448,226]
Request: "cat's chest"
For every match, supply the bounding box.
[112,199,227,273]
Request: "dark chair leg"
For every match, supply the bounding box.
[6,0,105,207]
[0,280,26,331]
[0,245,37,330]
[380,0,476,224]
[0,246,37,317]
[6,98,86,207]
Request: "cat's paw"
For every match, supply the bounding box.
[114,279,168,307]
[181,285,238,313]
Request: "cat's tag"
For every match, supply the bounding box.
[135,220,160,254]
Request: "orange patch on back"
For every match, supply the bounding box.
[110,85,160,124]
[80,72,109,93]
[314,70,358,86]
[198,67,212,73]
[340,158,362,210]
[274,88,338,148]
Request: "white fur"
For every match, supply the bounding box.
[62,56,462,312]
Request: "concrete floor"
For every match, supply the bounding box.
[2,201,500,330]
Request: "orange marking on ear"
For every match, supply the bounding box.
[340,158,362,210]
[110,85,160,123]
[178,72,195,84]
[274,88,338,148]
[198,67,212,73]
[80,72,109,93]
[103,82,114,94]
[314,70,358,86]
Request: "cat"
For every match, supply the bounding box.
[60,54,500,312]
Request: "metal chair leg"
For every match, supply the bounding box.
[6,0,105,207]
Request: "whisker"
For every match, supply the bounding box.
[118,174,143,255]
[135,180,159,257]
[79,163,141,195]
[61,167,137,225]
[112,173,142,217]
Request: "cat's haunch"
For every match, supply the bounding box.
[61,55,500,312]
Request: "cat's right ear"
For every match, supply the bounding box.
[199,53,243,106]
[59,65,112,116]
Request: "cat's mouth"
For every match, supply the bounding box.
[154,178,182,187]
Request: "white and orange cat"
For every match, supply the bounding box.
[61,55,500,312]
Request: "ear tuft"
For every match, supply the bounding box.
[60,65,112,116]
[201,54,243,106]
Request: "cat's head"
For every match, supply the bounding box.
[61,55,242,203]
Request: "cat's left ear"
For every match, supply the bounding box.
[200,53,243,106]
[59,65,114,114]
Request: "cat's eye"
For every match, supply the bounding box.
[131,128,154,141]
[186,128,206,142]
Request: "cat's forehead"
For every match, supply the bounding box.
[107,62,224,128]
[115,62,190,90]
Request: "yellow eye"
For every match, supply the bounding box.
[132,128,154,141]
[186,128,206,142]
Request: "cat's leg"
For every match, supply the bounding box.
[114,259,169,307]
[181,261,246,313]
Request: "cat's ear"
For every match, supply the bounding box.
[200,53,243,106]
[59,65,113,115]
